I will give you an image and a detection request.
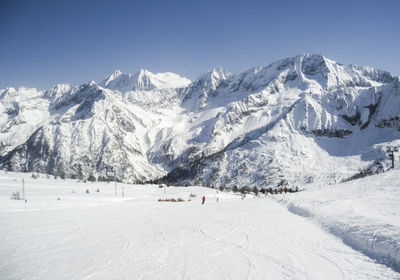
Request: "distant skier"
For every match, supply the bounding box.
[202,196,205,204]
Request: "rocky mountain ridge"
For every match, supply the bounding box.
[1,54,399,187]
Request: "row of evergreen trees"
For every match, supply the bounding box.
[217,185,300,195]
[29,172,120,183]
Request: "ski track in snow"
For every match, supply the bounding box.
[193,224,252,280]
[1,172,400,279]
[82,240,130,280]
[277,167,400,274]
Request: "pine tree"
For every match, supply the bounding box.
[88,174,96,182]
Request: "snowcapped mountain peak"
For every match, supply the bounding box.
[101,69,123,87]
[99,70,121,89]
[0,86,41,102]
[100,69,190,93]
[136,69,151,76]
[265,53,328,73]
[197,67,232,84]
[298,53,331,71]
[258,53,396,92]
[1,54,400,188]
[130,69,156,91]
[43,83,71,101]
[109,69,123,80]
[180,67,232,109]
[189,67,232,95]
[210,67,232,79]
[1,87,16,94]
[51,83,71,90]
[299,52,326,60]
[112,69,122,76]
[0,87,17,100]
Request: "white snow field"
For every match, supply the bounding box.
[1,171,399,280]
[276,166,400,273]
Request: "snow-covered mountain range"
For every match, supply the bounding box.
[1,54,399,187]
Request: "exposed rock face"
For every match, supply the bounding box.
[1,54,399,186]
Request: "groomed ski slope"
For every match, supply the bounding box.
[0,171,399,279]
[276,166,400,272]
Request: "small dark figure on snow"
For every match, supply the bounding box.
[202,196,205,204]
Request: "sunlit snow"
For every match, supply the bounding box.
[1,170,399,279]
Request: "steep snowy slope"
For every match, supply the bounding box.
[0,87,49,155]
[100,69,191,92]
[1,54,399,187]
[0,80,178,183]
[159,54,400,187]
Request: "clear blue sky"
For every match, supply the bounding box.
[1,0,399,90]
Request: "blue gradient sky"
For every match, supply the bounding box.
[1,0,399,90]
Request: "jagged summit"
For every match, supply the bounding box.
[100,69,191,93]
[1,55,399,186]
[180,68,232,110]
[101,69,123,87]
[219,53,398,95]
[197,67,232,84]
[43,83,72,101]
[0,86,41,102]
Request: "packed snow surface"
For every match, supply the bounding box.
[276,166,400,272]
[1,171,399,279]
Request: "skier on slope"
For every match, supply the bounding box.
[202,195,205,204]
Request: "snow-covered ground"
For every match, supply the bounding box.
[276,166,400,273]
[1,171,399,279]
